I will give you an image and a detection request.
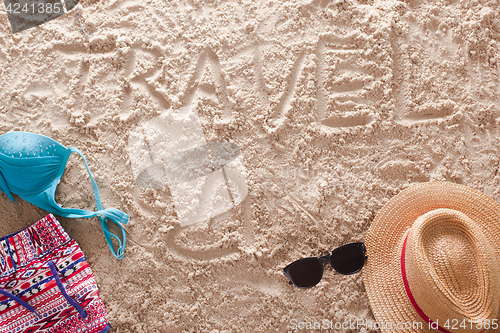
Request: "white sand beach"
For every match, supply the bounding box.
[1,0,500,332]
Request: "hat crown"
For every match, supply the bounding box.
[405,208,500,332]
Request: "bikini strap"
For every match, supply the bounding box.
[68,147,128,259]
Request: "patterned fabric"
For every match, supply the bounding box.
[0,214,110,333]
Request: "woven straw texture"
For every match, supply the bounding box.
[364,182,500,333]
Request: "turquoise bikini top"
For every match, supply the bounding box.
[0,131,128,259]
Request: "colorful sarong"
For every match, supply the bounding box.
[0,214,110,333]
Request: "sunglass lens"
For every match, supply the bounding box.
[329,243,365,275]
[286,258,323,288]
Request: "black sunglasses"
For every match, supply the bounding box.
[283,242,367,289]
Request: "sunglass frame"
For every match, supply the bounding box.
[283,242,367,289]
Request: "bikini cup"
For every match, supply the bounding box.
[0,132,128,259]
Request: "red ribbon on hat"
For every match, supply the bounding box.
[400,235,485,333]
[401,234,450,332]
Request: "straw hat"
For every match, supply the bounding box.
[364,181,500,333]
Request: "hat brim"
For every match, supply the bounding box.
[364,181,500,332]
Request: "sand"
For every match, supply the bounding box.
[1,0,500,332]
